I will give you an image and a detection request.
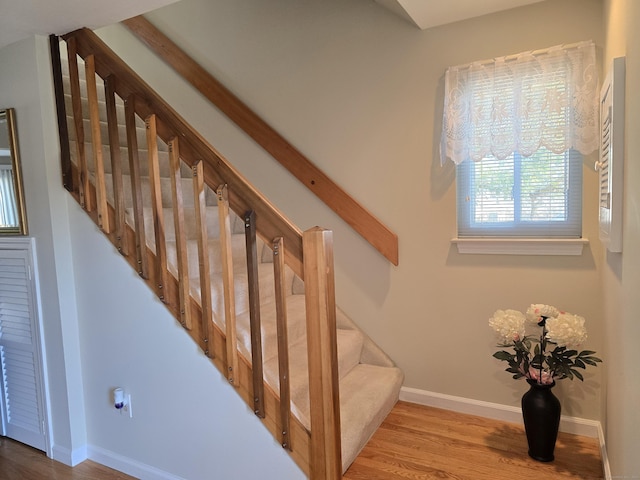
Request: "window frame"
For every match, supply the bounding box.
[456,149,583,240]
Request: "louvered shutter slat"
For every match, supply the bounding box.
[0,241,47,451]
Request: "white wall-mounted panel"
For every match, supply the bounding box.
[598,56,625,253]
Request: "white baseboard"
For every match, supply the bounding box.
[400,385,609,479]
[51,443,88,466]
[87,445,187,480]
[69,390,612,480]
[400,386,601,437]
[597,422,612,480]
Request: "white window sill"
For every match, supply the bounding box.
[451,238,589,255]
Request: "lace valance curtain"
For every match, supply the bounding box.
[440,41,598,165]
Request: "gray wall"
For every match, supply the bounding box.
[7,0,635,477]
[603,0,640,476]
[102,0,605,419]
[0,35,87,464]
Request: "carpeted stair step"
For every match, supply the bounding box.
[68,115,157,152]
[70,140,192,178]
[236,294,308,364]
[134,206,243,244]
[104,173,217,210]
[337,364,404,472]
[262,328,365,427]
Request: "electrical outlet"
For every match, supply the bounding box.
[114,390,133,418]
[123,394,133,418]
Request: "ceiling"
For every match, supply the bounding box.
[0,0,177,50]
[0,0,547,51]
[375,0,547,29]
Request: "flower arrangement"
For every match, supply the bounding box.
[489,304,601,385]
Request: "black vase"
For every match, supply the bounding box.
[521,379,561,462]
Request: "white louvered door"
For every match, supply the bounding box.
[0,239,47,451]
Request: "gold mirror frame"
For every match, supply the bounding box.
[0,108,28,235]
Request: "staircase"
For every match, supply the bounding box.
[52,29,403,478]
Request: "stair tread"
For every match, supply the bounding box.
[236,294,308,364]
[262,328,365,428]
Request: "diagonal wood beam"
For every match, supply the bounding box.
[122,15,399,266]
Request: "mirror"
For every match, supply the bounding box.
[0,109,27,235]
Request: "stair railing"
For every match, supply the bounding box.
[50,29,342,479]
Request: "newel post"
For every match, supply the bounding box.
[303,227,342,480]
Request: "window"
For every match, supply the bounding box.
[457,148,582,238]
[441,41,598,248]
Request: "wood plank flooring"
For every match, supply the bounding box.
[344,401,604,480]
[0,437,135,480]
[0,401,604,479]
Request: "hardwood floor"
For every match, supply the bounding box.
[344,401,604,480]
[0,437,135,480]
[0,402,603,479]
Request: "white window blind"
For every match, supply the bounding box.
[0,165,18,227]
[457,148,582,237]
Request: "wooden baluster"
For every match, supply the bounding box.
[168,137,192,329]
[104,75,127,254]
[49,35,73,192]
[303,227,342,480]
[217,184,238,385]
[192,161,214,356]
[66,37,90,210]
[244,210,264,418]
[124,95,148,278]
[84,55,110,232]
[273,237,292,451]
[145,114,168,302]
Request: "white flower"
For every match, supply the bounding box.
[525,304,560,324]
[490,304,600,383]
[545,312,588,347]
[489,309,526,343]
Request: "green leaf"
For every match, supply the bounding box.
[572,369,584,381]
[493,351,513,361]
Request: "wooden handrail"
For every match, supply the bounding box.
[122,15,399,266]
